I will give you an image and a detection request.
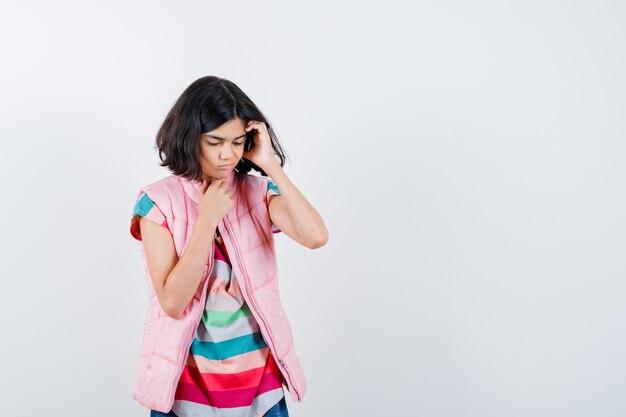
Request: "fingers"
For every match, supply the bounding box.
[207,179,223,189]
[199,179,209,198]
[202,178,225,189]
[216,180,231,194]
[201,179,234,198]
[205,179,233,196]
[245,120,267,132]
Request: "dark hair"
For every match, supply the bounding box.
[155,76,288,180]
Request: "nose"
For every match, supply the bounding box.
[219,143,235,159]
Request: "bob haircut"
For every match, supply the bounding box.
[155,75,288,180]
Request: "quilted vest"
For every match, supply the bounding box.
[130,169,307,412]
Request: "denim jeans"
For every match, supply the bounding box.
[149,396,289,417]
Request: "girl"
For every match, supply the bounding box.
[130,76,328,417]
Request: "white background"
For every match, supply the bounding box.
[1,1,625,416]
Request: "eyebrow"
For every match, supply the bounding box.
[202,133,247,141]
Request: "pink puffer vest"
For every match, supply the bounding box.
[130,169,306,412]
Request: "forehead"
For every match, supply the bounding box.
[201,118,247,140]
[201,132,247,140]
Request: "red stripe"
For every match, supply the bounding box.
[174,369,283,408]
[178,355,279,390]
[214,239,231,264]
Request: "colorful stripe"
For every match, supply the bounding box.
[171,235,284,416]
[267,180,282,234]
[267,180,281,196]
[201,303,252,328]
[196,313,261,343]
[174,373,282,406]
[190,331,267,360]
[171,386,284,417]
[188,347,272,374]
[174,371,282,408]
[130,192,168,240]
[178,353,280,391]
[131,190,286,416]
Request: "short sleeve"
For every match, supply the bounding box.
[267,179,281,199]
[266,180,282,234]
[130,192,168,241]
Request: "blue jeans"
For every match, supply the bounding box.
[150,396,289,417]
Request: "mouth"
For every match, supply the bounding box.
[218,163,235,169]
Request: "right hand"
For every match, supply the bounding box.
[198,179,234,224]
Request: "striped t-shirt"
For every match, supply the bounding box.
[131,179,284,417]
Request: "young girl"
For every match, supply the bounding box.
[130,76,328,417]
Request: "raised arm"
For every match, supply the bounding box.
[242,119,329,250]
[265,160,329,249]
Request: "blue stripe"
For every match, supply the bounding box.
[133,193,155,217]
[189,331,268,360]
[267,180,281,195]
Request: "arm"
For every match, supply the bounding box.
[139,214,217,319]
[264,160,329,249]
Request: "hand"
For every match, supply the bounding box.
[243,120,277,170]
[198,179,234,224]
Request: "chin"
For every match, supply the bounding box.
[214,169,233,177]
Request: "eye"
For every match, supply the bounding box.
[234,141,244,146]
[206,141,220,146]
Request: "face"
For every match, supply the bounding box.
[198,117,247,182]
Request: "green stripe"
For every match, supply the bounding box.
[202,303,252,327]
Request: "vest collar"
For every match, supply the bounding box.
[180,169,237,205]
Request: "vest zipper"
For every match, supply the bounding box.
[220,220,301,401]
[168,240,215,407]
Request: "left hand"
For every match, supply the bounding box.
[243,120,276,170]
